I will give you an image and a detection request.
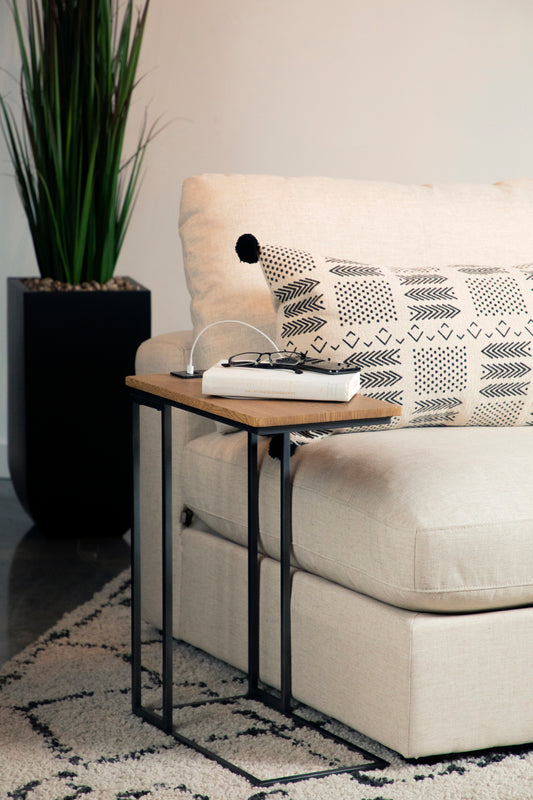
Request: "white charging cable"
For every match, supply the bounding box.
[184,319,279,376]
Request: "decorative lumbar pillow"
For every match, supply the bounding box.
[236,233,533,429]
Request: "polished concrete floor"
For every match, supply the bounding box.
[0,478,131,667]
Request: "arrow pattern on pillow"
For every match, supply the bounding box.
[345,350,401,368]
[410,411,458,425]
[283,294,325,318]
[281,316,327,338]
[399,274,448,284]
[481,362,531,380]
[365,390,403,404]
[414,397,462,413]
[481,342,531,358]
[409,304,461,321]
[328,264,383,276]
[458,266,506,274]
[361,370,402,387]
[274,278,320,303]
[404,286,458,302]
[480,382,529,397]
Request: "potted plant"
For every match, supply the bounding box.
[2,0,154,537]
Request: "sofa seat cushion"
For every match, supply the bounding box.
[183,427,533,613]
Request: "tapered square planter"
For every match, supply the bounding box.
[7,277,151,537]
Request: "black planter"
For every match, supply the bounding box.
[7,277,151,538]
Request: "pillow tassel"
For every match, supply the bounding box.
[235,233,260,263]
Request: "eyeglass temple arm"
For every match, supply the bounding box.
[186,320,280,375]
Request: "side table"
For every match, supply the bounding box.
[126,373,400,786]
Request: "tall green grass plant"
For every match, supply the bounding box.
[1,0,154,284]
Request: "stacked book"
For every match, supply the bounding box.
[202,362,360,402]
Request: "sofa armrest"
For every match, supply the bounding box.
[136,329,192,374]
[135,329,216,443]
[135,330,215,633]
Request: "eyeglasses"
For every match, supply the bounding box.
[222,351,306,373]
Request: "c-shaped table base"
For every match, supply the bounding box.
[130,384,390,786]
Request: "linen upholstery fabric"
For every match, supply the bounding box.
[179,175,533,370]
[252,241,533,428]
[179,525,533,758]
[183,427,533,612]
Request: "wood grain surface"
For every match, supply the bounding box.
[126,373,401,429]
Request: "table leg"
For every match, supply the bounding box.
[131,398,173,734]
[131,398,142,712]
[161,403,173,733]
[247,431,293,713]
[279,432,293,714]
[247,431,260,694]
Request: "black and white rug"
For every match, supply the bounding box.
[1,570,532,799]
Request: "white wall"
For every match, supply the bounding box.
[2,0,533,476]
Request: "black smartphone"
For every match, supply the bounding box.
[300,359,360,375]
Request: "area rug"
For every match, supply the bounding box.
[1,571,532,800]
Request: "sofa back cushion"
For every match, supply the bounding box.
[179,175,533,370]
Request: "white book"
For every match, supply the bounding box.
[202,362,360,402]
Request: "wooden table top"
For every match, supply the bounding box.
[126,373,401,430]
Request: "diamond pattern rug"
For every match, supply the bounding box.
[1,570,532,799]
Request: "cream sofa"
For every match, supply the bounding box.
[136,174,533,759]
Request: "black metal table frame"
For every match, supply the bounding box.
[130,386,390,786]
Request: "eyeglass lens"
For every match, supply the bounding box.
[229,352,262,366]
[270,352,303,366]
[229,351,303,367]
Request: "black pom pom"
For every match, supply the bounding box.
[235,233,260,263]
